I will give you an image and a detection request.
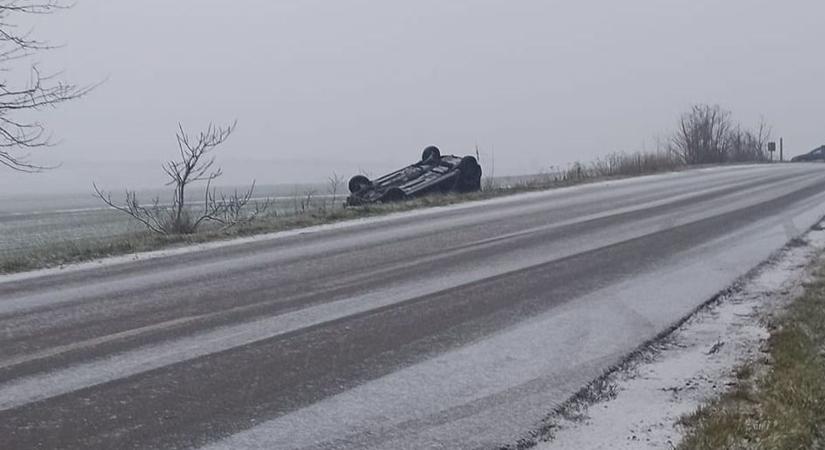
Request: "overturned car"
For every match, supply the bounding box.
[791,145,825,162]
[346,146,482,205]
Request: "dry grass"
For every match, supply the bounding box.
[678,265,825,450]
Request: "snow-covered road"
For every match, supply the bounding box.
[2,164,825,449]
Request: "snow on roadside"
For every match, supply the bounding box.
[533,226,825,450]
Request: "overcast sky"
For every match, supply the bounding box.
[1,0,823,194]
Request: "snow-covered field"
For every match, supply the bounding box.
[0,184,331,258]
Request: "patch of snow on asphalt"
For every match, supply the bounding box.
[535,226,825,450]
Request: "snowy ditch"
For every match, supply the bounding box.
[529,223,825,450]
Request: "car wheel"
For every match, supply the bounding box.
[348,175,372,193]
[422,146,441,162]
[457,156,482,191]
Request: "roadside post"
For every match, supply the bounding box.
[768,142,777,162]
[780,138,784,162]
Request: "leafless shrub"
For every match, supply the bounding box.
[670,104,733,164]
[301,189,317,213]
[291,187,320,215]
[94,121,261,234]
[727,118,771,163]
[204,181,273,229]
[670,104,771,165]
[0,1,95,172]
[326,172,344,210]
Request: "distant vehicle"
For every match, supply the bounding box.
[346,146,482,205]
[791,145,825,162]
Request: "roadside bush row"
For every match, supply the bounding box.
[496,103,772,189]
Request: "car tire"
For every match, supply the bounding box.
[457,156,482,192]
[348,175,372,193]
[422,146,441,162]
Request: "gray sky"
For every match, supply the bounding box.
[2,0,824,194]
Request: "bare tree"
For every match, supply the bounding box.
[0,1,93,171]
[670,104,733,165]
[95,121,263,234]
[164,122,235,231]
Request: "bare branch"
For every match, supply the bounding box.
[93,183,167,235]
[0,1,94,171]
[326,172,344,210]
[95,121,261,235]
[669,104,770,165]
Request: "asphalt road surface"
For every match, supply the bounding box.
[2,164,825,450]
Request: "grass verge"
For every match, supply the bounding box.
[677,262,825,449]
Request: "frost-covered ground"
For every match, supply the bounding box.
[536,226,825,450]
[0,192,328,258]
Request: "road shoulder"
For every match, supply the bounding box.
[528,223,825,449]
